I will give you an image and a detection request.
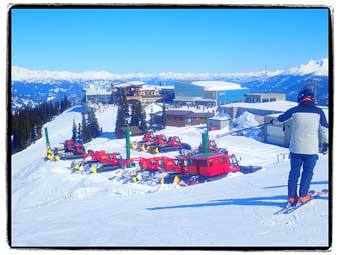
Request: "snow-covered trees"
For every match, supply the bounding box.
[11,96,72,154]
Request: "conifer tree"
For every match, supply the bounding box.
[161,102,167,128]
[122,95,129,127]
[77,123,82,143]
[88,111,101,138]
[130,101,142,127]
[81,112,88,143]
[140,109,147,132]
[72,119,77,142]
[115,94,129,137]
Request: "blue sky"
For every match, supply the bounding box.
[11,8,329,73]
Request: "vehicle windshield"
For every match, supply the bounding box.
[210,141,217,147]
[230,155,239,166]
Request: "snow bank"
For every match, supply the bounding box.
[233,111,259,129]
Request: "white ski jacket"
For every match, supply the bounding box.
[272,101,328,155]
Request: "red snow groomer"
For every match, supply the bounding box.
[198,139,219,153]
[131,131,157,151]
[139,156,181,172]
[131,132,191,154]
[118,152,241,186]
[51,139,87,160]
[71,150,124,173]
[131,151,262,185]
[162,152,241,185]
[180,139,227,157]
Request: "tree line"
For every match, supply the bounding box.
[72,110,102,144]
[11,96,72,154]
[114,94,167,138]
[114,95,147,138]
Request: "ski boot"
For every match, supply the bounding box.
[294,193,312,207]
[299,193,312,203]
[287,197,298,207]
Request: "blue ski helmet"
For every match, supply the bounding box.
[297,88,315,103]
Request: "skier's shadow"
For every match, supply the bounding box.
[263,181,328,189]
[147,195,328,211]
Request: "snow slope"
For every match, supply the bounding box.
[11,105,329,247]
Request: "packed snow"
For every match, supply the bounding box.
[11,105,329,247]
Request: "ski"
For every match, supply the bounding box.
[283,189,329,215]
[273,190,315,215]
[274,189,328,215]
[273,204,295,215]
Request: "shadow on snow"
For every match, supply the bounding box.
[146,194,328,211]
[263,181,329,190]
[98,132,116,139]
[66,106,84,113]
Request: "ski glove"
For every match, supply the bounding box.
[320,143,328,155]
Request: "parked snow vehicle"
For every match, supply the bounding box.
[115,152,239,185]
[111,156,180,184]
[131,131,157,151]
[161,152,261,185]
[146,136,192,154]
[139,156,181,172]
[71,151,124,173]
[198,140,220,153]
[169,151,261,185]
[52,139,88,160]
[180,140,228,157]
[131,133,191,154]
[45,147,61,161]
[111,150,261,186]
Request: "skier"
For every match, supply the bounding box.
[271,88,328,206]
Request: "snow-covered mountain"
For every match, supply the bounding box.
[11,80,84,110]
[11,58,329,110]
[11,104,329,247]
[12,58,328,82]
[287,58,328,76]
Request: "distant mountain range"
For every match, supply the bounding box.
[11,58,329,110]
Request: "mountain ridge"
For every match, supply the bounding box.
[12,58,328,82]
[11,58,329,110]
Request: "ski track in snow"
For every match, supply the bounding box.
[11,105,329,247]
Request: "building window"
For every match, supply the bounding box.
[270,98,276,102]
